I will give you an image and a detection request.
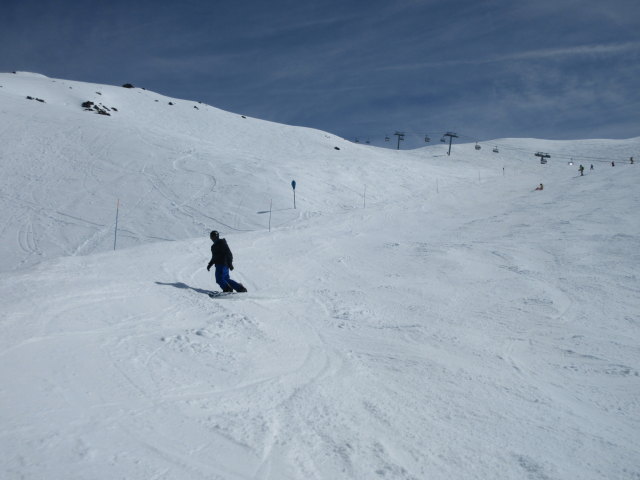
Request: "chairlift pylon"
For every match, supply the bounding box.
[535,152,551,164]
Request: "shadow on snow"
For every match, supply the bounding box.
[155,281,216,296]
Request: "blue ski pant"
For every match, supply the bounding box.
[214,265,242,291]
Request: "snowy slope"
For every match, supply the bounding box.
[0,71,479,273]
[1,73,639,479]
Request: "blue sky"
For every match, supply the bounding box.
[1,0,639,148]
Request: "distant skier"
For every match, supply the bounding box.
[612,161,615,167]
[579,165,585,176]
[206,230,247,293]
[535,183,544,191]
[590,164,594,170]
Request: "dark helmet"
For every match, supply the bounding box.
[210,230,219,241]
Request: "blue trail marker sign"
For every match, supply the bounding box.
[291,180,296,209]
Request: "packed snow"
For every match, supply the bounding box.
[1,72,639,479]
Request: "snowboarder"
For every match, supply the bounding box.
[590,164,594,170]
[579,165,584,176]
[612,161,615,167]
[535,183,544,191]
[206,230,247,293]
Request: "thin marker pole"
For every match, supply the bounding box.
[291,180,297,209]
[363,184,367,208]
[113,199,120,250]
[268,199,272,232]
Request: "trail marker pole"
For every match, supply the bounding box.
[113,199,120,251]
[363,185,367,208]
[268,199,272,232]
[291,180,296,209]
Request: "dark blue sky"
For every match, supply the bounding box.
[2,0,639,148]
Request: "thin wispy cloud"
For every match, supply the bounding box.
[495,41,640,62]
[375,41,640,72]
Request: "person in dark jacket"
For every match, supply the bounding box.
[206,230,247,293]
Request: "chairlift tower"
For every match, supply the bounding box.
[394,131,405,150]
[443,132,458,156]
[535,152,551,164]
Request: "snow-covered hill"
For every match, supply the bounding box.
[1,72,639,479]
[0,71,476,273]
